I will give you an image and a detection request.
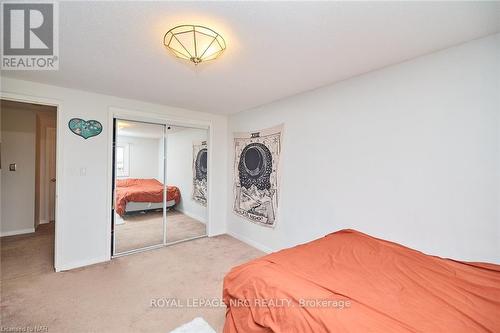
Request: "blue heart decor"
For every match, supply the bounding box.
[68,118,103,139]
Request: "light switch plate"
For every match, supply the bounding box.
[9,163,16,171]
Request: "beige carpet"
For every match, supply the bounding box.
[1,223,55,281]
[115,210,206,253]
[0,223,263,332]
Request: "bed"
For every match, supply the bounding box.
[115,178,180,217]
[223,229,500,332]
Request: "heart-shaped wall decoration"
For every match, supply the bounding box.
[68,118,103,139]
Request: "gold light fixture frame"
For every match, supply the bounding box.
[163,25,226,65]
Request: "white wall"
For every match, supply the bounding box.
[1,77,228,271]
[158,136,165,182]
[227,34,500,263]
[0,106,2,234]
[116,135,160,180]
[166,128,208,223]
[0,108,36,236]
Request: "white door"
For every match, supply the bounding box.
[46,127,56,222]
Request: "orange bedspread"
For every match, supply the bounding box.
[115,178,180,216]
[223,229,500,332]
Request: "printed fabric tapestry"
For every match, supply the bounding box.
[192,141,208,206]
[233,125,283,227]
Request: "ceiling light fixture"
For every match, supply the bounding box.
[163,25,226,65]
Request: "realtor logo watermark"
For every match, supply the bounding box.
[1,1,59,70]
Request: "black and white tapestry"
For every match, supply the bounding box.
[192,141,208,206]
[233,125,283,227]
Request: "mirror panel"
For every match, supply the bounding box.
[113,119,166,254]
[165,125,208,243]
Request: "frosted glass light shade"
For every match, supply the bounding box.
[163,25,226,65]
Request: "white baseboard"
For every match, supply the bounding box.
[174,208,207,224]
[0,228,35,237]
[39,219,49,224]
[226,230,274,254]
[55,256,109,272]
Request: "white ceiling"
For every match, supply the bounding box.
[117,120,163,139]
[3,1,500,115]
[116,119,192,139]
[117,120,187,139]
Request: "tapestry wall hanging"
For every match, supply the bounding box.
[68,118,102,139]
[192,141,208,206]
[233,124,283,227]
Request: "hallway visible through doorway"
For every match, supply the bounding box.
[0,99,57,271]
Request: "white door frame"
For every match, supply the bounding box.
[106,106,213,259]
[46,126,57,222]
[0,91,62,271]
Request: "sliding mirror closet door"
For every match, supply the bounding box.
[113,120,166,254]
[165,126,208,243]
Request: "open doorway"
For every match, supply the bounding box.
[0,99,57,277]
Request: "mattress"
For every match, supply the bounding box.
[125,199,176,212]
[223,229,500,332]
[115,178,180,216]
